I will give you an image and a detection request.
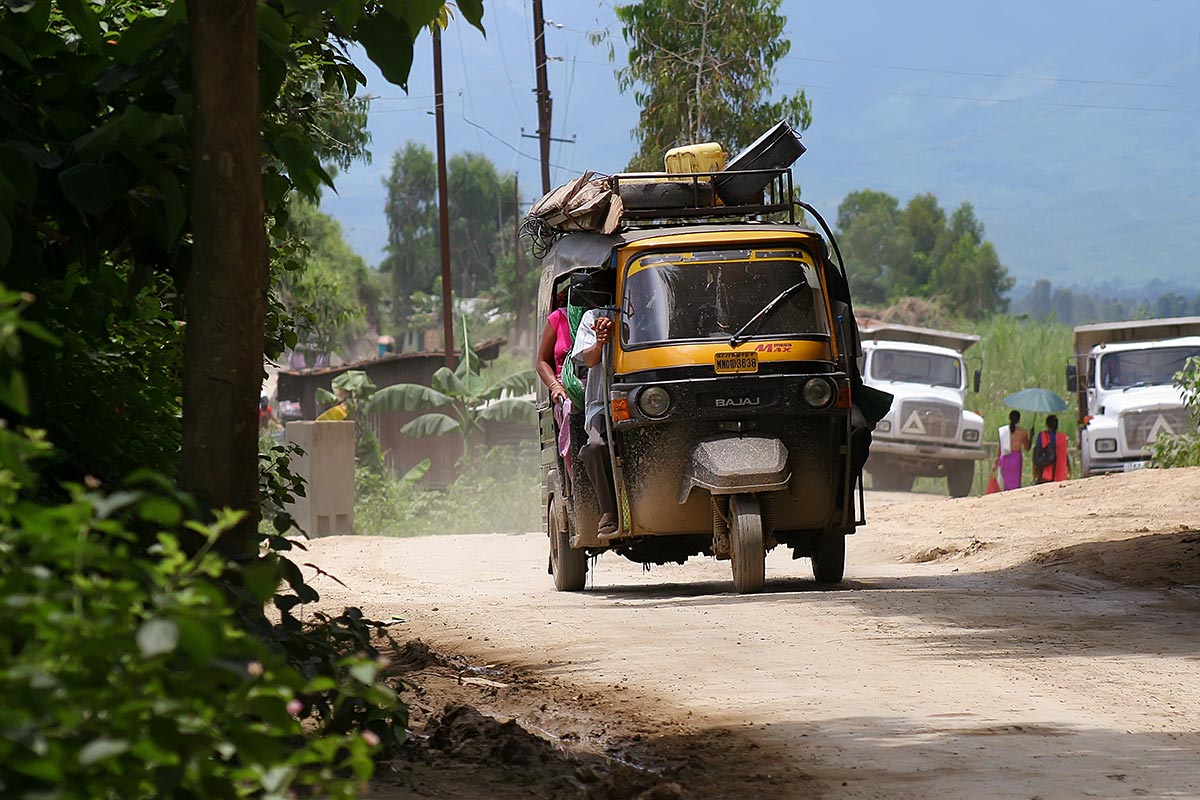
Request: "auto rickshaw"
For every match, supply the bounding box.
[535,165,872,594]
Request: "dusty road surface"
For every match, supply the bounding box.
[306,469,1200,799]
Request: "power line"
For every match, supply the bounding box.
[457,113,582,175]
[788,81,1199,114]
[492,1,530,125]
[783,54,1184,90]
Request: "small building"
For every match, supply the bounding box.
[276,338,512,487]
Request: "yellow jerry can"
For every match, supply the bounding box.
[664,142,727,176]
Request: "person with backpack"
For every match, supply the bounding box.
[1032,414,1069,484]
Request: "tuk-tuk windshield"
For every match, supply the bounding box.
[621,248,826,347]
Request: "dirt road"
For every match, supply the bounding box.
[306,469,1200,799]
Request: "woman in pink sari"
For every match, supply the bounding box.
[536,286,575,481]
[997,410,1031,490]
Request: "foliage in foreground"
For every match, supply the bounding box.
[0,292,403,797]
[1150,357,1200,468]
[0,484,395,799]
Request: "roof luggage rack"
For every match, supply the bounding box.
[611,167,795,226]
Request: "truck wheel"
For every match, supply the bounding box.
[549,501,587,592]
[811,533,846,584]
[729,494,766,594]
[947,462,974,498]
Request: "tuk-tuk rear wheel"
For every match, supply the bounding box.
[729,495,766,594]
[549,501,587,592]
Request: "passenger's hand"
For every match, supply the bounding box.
[550,382,568,405]
[593,316,613,345]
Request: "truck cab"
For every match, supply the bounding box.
[859,322,985,497]
[1069,317,1200,476]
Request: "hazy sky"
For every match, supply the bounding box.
[321,0,1200,289]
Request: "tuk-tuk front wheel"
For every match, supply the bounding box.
[811,534,846,584]
[729,494,766,594]
[549,500,587,592]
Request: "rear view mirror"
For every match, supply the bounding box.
[973,369,981,393]
[1066,364,1078,393]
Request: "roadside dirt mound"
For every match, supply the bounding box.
[867,467,1200,587]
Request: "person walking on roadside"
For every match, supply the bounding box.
[1032,414,1069,484]
[997,410,1031,490]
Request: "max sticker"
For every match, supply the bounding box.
[754,343,793,353]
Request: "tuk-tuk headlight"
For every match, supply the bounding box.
[802,377,834,409]
[637,386,672,418]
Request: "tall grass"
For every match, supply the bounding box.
[966,314,1077,445]
[906,315,1076,495]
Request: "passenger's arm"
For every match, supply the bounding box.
[581,315,612,368]
[536,319,567,404]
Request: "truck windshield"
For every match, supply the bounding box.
[620,248,825,347]
[871,350,962,388]
[1099,347,1200,389]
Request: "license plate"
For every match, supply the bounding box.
[714,351,759,374]
[1122,460,1147,472]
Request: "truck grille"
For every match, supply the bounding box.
[1121,408,1195,452]
[896,401,959,440]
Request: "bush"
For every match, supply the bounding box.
[0,478,402,799]
[1150,357,1200,468]
[356,443,541,536]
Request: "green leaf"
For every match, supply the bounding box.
[365,383,451,414]
[0,367,29,416]
[136,618,179,658]
[456,0,486,33]
[400,413,460,438]
[137,495,182,526]
[431,365,466,398]
[484,370,536,400]
[477,398,537,426]
[391,0,443,32]
[398,458,430,488]
[348,660,378,684]
[355,10,414,91]
[175,618,216,663]
[155,171,186,245]
[59,0,102,50]
[0,145,37,205]
[58,163,118,217]
[78,738,129,766]
[0,34,32,70]
[242,558,281,605]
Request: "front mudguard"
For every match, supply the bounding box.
[679,434,790,504]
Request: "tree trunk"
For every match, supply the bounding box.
[183,0,267,558]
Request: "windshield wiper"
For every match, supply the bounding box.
[728,282,806,348]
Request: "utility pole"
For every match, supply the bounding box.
[531,0,553,194]
[513,175,524,349]
[433,25,456,369]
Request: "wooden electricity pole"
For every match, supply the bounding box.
[513,175,525,349]
[531,0,553,195]
[433,25,456,369]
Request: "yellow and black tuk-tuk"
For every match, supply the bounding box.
[535,166,874,594]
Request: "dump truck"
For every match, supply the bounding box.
[859,321,985,497]
[1068,317,1200,476]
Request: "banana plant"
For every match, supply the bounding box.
[363,344,536,453]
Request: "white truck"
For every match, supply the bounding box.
[859,321,986,497]
[1068,317,1200,476]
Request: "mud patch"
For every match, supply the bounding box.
[373,639,777,800]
